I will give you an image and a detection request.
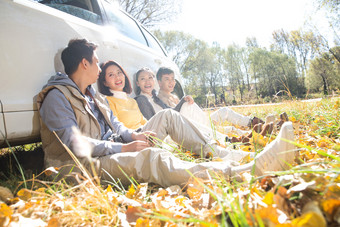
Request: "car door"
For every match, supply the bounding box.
[0,0,123,146]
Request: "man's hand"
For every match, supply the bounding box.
[184,95,194,104]
[132,131,157,146]
[121,140,150,152]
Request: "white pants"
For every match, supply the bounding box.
[99,148,235,187]
[210,107,251,127]
[99,109,251,187]
[179,103,249,137]
[99,120,296,188]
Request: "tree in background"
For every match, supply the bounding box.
[224,44,245,101]
[117,0,182,27]
[248,48,298,99]
[271,29,323,96]
[315,0,340,36]
[153,30,197,71]
[306,46,340,95]
[155,30,228,106]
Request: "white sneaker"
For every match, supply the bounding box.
[254,121,296,175]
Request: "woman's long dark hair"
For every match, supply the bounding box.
[135,67,156,95]
[98,60,132,96]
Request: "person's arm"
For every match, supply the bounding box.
[174,95,194,112]
[135,95,155,120]
[107,109,134,142]
[173,98,186,112]
[39,89,124,157]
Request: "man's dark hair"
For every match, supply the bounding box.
[156,67,174,81]
[61,39,98,76]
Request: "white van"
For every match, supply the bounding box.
[0,0,184,147]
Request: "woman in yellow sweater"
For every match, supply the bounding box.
[97,60,147,130]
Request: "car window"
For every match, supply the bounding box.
[38,0,102,25]
[141,27,167,56]
[102,1,147,46]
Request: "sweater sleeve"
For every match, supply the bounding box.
[107,97,119,118]
[135,95,156,120]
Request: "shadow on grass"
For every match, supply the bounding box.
[0,143,44,192]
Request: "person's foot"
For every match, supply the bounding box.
[249,116,265,128]
[276,112,289,130]
[265,114,276,124]
[252,123,263,133]
[240,135,250,144]
[231,136,240,143]
[254,121,296,175]
[280,112,289,122]
[261,122,274,136]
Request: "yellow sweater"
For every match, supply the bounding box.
[106,96,147,130]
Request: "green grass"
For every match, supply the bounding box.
[1,97,340,226]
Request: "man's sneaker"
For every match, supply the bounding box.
[254,121,296,175]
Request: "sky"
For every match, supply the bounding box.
[164,0,327,48]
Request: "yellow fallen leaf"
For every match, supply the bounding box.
[48,217,60,227]
[0,203,12,218]
[240,145,252,152]
[175,196,187,207]
[17,188,32,201]
[136,217,149,227]
[157,189,168,197]
[35,188,46,194]
[0,203,12,227]
[321,199,340,221]
[126,185,136,199]
[263,191,274,205]
[291,212,326,227]
[290,116,296,122]
[251,132,269,147]
[254,206,280,225]
[106,184,113,193]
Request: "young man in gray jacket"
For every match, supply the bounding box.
[37,38,296,187]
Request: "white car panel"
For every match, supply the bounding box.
[0,0,183,147]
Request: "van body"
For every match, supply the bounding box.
[0,0,184,147]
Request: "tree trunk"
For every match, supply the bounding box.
[320,71,328,95]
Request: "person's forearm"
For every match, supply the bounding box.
[85,137,123,156]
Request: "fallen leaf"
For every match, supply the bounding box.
[136,217,149,227]
[48,217,61,227]
[17,188,32,201]
[0,203,12,218]
[321,199,340,221]
[44,167,59,176]
[291,212,326,227]
[126,206,143,223]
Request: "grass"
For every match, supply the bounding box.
[1,97,340,226]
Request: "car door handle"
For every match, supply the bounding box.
[103,40,118,49]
